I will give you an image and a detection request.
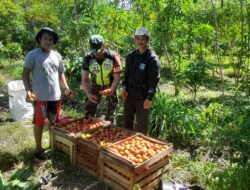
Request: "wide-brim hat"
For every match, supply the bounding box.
[35,27,59,44]
[132,27,150,38]
[89,34,104,53]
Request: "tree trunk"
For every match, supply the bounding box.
[237,0,244,85]
[211,0,224,97]
[221,0,224,8]
[193,88,197,102]
[165,50,180,96]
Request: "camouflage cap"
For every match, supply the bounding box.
[89,34,104,53]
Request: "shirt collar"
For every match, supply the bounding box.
[136,47,150,56]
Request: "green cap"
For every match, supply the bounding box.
[89,34,104,53]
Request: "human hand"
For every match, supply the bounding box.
[87,93,98,104]
[121,88,128,101]
[26,90,36,102]
[44,118,50,126]
[99,88,113,96]
[143,99,151,109]
[107,88,115,96]
[64,88,73,98]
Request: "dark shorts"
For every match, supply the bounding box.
[33,100,61,126]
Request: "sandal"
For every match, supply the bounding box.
[45,172,56,180]
[39,172,56,186]
[39,176,49,186]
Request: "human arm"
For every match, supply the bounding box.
[59,72,73,97]
[121,55,130,100]
[143,56,160,109]
[109,51,122,95]
[22,51,36,102]
[82,70,98,103]
[22,67,34,102]
[22,67,32,92]
[109,73,120,94]
[57,53,73,97]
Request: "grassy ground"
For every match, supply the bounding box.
[0,64,104,189]
[0,59,249,189]
[0,60,195,189]
[0,121,108,190]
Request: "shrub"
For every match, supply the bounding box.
[148,91,204,146]
[0,42,23,59]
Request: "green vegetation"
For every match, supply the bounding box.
[0,168,33,190]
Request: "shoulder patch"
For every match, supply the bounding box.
[104,50,115,59]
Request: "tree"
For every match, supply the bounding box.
[181,59,210,101]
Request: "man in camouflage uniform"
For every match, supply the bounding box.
[82,35,121,122]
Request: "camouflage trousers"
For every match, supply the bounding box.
[84,84,118,122]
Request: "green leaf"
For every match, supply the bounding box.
[18,168,32,181]
[5,179,32,189]
[15,181,33,190]
[0,172,5,190]
[8,168,27,181]
[6,179,20,189]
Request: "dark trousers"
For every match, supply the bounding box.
[123,97,149,134]
[85,85,117,121]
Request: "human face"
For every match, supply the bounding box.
[134,35,149,50]
[93,44,105,59]
[39,32,54,51]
